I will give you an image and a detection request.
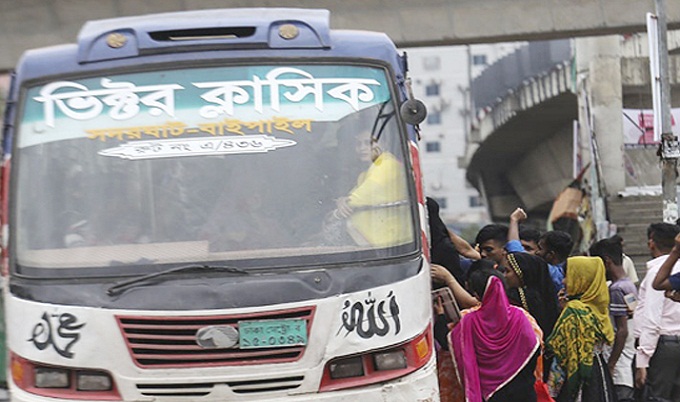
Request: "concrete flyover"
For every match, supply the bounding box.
[458,33,680,274]
[463,36,680,224]
[464,59,578,222]
[2,0,680,70]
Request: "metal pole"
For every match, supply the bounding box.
[655,0,678,223]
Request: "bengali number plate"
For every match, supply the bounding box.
[238,319,307,349]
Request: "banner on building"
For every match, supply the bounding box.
[623,108,680,146]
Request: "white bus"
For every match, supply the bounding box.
[1,8,437,401]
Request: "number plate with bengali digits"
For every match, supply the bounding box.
[238,319,308,349]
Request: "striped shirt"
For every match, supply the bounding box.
[609,278,637,325]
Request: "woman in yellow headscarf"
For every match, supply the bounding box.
[547,256,617,402]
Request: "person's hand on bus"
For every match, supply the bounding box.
[431,264,454,285]
[334,196,353,219]
[431,264,479,309]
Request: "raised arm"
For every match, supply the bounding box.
[447,229,481,260]
[652,233,680,290]
[508,207,527,243]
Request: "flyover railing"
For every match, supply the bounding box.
[472,39,573,113]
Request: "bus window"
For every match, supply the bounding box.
[14,64,416,274]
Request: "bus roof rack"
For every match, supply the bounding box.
[77,8,331,63]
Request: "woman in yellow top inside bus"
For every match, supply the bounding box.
[332,131,412,248]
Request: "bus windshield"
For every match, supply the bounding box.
[14,63,417,275]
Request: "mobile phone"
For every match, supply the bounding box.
[432,287,461,324]
[623,293,637,312]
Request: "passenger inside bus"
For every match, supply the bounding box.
[323,125,411,248]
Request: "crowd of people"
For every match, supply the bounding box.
[428,198,680,402]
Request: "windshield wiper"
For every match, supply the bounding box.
[106,264,249,296]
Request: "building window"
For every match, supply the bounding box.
[472,54,487,66]
[425,141,441,153]
[432,197,448,209]
[425,82,440,96]
[423,56,440,71]
[469,195,484,207]
[427,110,441,125]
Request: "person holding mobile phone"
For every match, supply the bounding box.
[431,263,478,402]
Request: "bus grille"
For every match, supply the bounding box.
[136,376,305,397]
[116,306,315,369]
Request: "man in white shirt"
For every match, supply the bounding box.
[634,223,680,401]
[622,253,639,285]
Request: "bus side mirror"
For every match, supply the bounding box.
[400,99,427,125]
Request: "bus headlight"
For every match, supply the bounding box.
[319,328,433,392]
[373,350,407,371]
[329,356,364,379]
[77,371,113,391]
[35,368,70,388]
[11,353,120,399]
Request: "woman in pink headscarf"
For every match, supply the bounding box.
[450,266,542,402]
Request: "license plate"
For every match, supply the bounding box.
[238,319,307,349]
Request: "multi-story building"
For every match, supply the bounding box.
[404,44,522,229]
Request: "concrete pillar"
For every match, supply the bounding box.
[575,35,626,196]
